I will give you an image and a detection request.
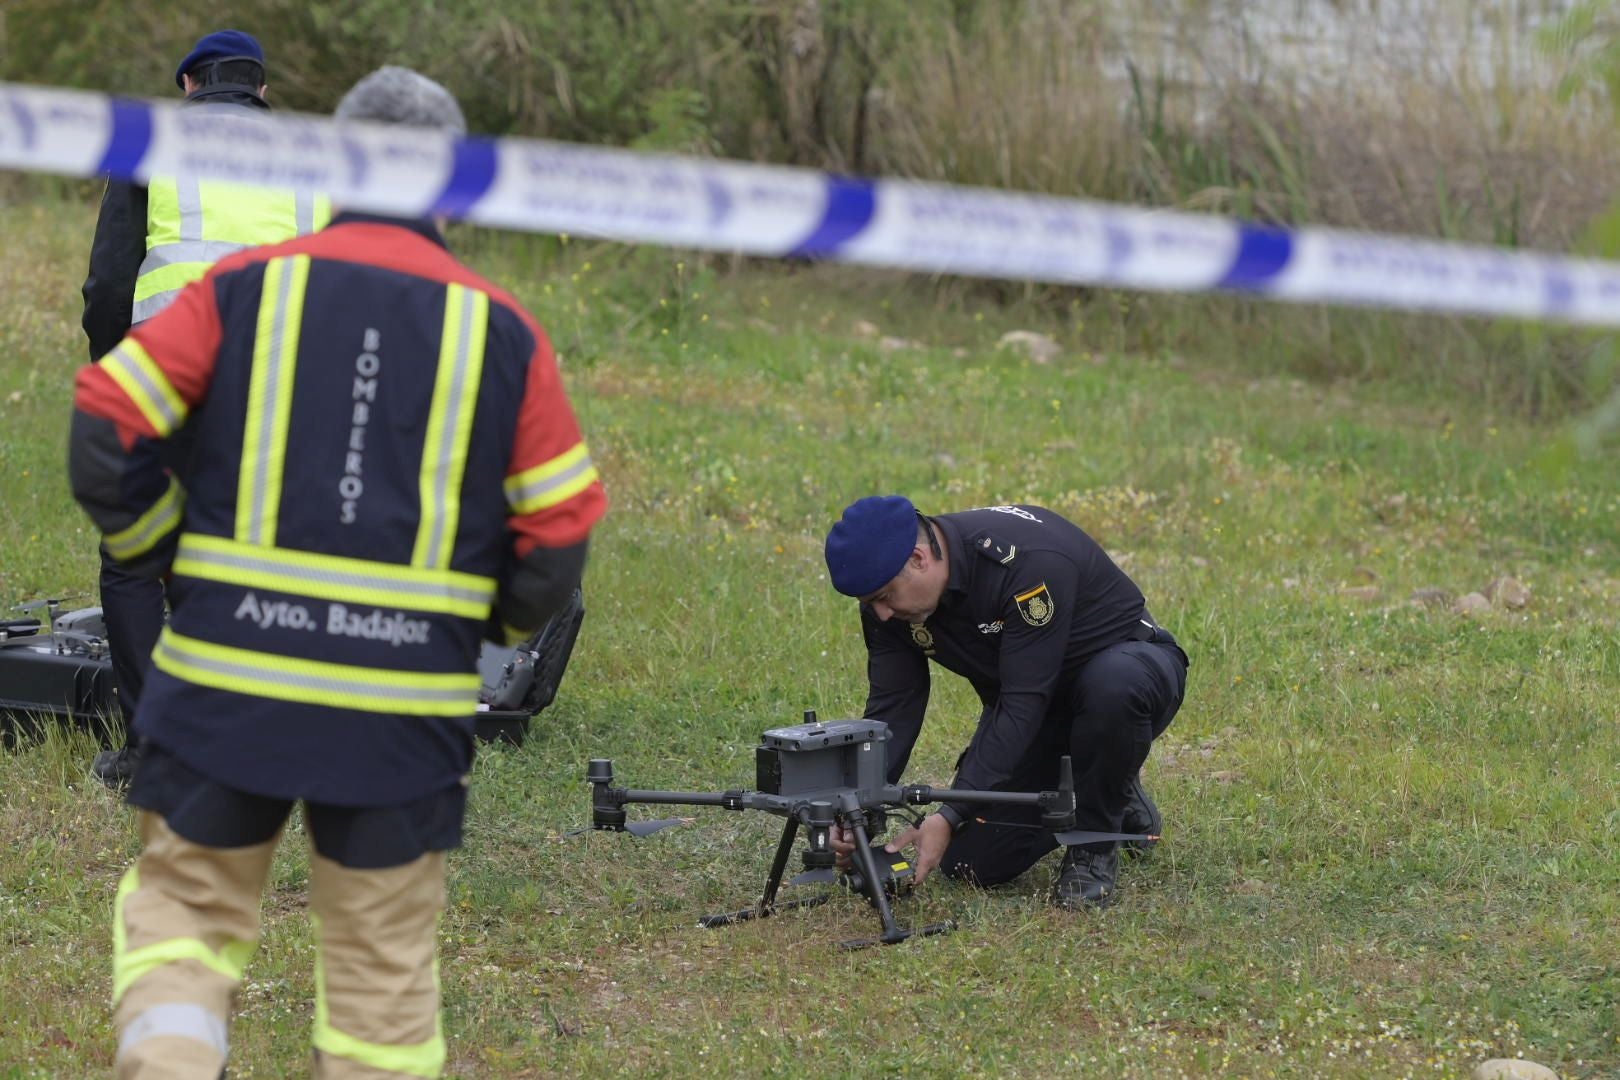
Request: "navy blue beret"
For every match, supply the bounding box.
[824,495,918,597]
[175,30,265,89]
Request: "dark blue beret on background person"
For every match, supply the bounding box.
[824,495,921,597]
[175,29,266,88]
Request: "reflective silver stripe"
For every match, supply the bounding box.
[105,481,184,561]
[157,633,476,710]
[422,290,477,568]
[106,345,182,432]
[140,240,251,271]
[118,1002,228,1059]
[241,256,304,546]
[253,269,294,539]
[509,453,595,508]
[296,190,317,235]
[175,535,494,614]
[176,176,204,241]
[132,289,182,323]
[132,239,253,322]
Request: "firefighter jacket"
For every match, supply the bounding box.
[70,212,607,805]
[81,86,328,358]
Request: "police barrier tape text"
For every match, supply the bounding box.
[3,82,1619,326]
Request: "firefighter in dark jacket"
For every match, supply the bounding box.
[823,496,1189,909]
[70,68,605,1078]
[81,28,329,787]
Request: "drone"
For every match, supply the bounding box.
[586,712,1156,948]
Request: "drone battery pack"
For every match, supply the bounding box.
[754,718,890,798]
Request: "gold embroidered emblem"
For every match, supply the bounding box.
[909,622,935,655]
[1014,582,1055,627]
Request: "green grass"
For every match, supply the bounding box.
[1,192,1617,1078]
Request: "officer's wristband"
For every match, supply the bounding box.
[935,805,969,833]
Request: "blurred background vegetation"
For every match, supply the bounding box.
[4,0,1620,420]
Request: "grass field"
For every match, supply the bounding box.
[1,190,1616,1078]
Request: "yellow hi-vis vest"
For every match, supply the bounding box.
[132,177,330,323]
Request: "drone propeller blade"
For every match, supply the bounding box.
[626,817,689,837]
[1053,829,1159,847]
[789,868,839,887]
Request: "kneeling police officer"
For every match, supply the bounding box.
[823,496,1189,909]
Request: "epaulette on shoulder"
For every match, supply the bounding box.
[973,534,1018,566]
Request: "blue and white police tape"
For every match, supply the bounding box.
[4,80,1620,327]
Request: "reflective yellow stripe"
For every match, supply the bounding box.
[112,864,135,995]
[145,178,185,248]
[238,255,310,546]
[112,867,255,1003]
[105,478,185,561]
[313,913,445,1078]
[501,622,529,647]
[100,339,188,436]
[174,534,495,619]
[413,285,489,569]
[152,629,480,716]
[504,443,599,514]
[132,259,214,302]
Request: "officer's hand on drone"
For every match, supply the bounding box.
[885,813,952,885]
[830,823,858,870]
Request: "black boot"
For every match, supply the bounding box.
[1121,775,1162,856]
[1052,845,1119,910]
[91,744,143,790]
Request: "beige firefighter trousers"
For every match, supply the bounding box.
[113,810,447,1078]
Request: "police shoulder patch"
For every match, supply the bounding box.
[1014,582,1055,627]
[974,534,1018,566]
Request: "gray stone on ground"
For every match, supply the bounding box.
[1484,575,1531,609]
[996,330,1061,364]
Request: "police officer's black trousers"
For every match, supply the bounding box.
[941,637,1188,887]
[100,548,167,740]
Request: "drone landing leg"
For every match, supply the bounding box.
[700,818,827,929]
[697,894,830,929]
[838,812,951,948]
[758,816,799,912]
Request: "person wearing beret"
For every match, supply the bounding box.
[81,29,329,788]
[823,496,1190,909]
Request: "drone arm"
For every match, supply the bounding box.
[899,756,1078,830]
[618,789,749,809]
[900,785,1044,808]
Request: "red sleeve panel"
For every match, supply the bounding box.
[73,273,224,445]
[499,310,607,555]
[69,272,223,574]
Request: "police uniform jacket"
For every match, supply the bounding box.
[859,505,1163,825]
[70,212,607,805]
